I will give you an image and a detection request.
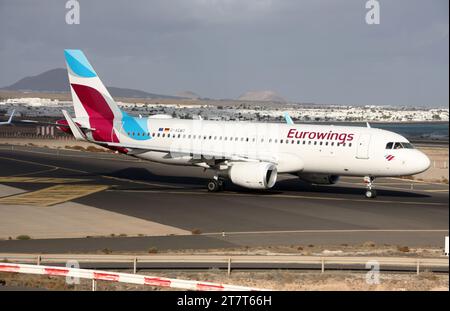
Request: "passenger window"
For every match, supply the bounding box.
[386,142,393,149]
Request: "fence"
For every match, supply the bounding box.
[0,262,265,291]
[1,253,448,275]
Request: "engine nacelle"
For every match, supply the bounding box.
[298,173,340,185]
[229,162,277,189]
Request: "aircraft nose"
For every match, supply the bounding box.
[414,151,431,174]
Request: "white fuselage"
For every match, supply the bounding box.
[102,117,431,178]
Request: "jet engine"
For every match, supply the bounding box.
[229,162,277,189]
[298,173,340,185]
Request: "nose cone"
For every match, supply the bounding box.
[413,151,431,174]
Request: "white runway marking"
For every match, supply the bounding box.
[203,229,449,236]
[108,189,448,206]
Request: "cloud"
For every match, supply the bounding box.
[0,0,447,107]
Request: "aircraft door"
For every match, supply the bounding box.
[356,134,371,159]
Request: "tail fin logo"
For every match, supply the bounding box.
[65,50,97,78]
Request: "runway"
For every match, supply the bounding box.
[0,144,448,253]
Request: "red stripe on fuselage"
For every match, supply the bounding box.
[71,84,119,143]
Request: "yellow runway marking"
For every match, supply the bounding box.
[11,167,59,177]
[388,177,449,186]
[423,189,449,193]
[0,177,89,183]
[339,180,448,194]
[0,155,181,189]
[0,185,108,206]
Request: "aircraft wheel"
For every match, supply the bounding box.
[207,180,220,192]
[218,180,225,191]
[365,189,377,199]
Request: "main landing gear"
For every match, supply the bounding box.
[364,176,377,199]
[207,175,225,192]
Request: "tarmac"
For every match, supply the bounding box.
[0,144,448,253]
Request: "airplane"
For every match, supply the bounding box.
[0,110,15,125]
[24,50,435,198]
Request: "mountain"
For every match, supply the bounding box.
[176,91,201,100]
[1,68,181,99]
[237,90,287,102]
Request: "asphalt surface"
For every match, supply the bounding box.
[0,144,448,252]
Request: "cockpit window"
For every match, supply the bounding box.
[394,142,403,149]
[388,142,415,150]
[401,142,414,149]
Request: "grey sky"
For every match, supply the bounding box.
[0,0,448,107]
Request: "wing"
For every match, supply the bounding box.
[103,141,278,164]
[61,111,278,167]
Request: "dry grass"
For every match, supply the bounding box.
[16,235,31,240]
[0,270,447,291]
[397,246,410,253]
[148,247,158,254]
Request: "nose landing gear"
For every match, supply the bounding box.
[364,176,377,198]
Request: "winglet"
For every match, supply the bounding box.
[7,109,15,123]
[62,110,87,141]
[284,112,294,125]
[0,109,15,125]
[366,122,371,128]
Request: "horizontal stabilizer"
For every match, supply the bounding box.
[62,110,88,141]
